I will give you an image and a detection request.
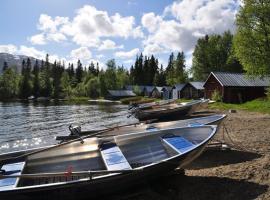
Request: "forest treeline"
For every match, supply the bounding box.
[0,51,189,100]
[0,0,269,100]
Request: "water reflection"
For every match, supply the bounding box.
[0,101,136,153]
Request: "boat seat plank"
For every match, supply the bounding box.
[0,162,25,191]
[162,136,195,154]
[100,142,132,170]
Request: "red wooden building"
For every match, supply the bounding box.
[204,72,270,103]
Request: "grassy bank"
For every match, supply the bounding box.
[209,99,270,114]
[64,96,91,103]
[120,96,157,104]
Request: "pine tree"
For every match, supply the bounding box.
[21,60,26,75]
[51,60,63,99]
[32,60,40,98]
[40,54,52,97]
[76,60,83,83]
[19,58,32,99]
[174,52,188,83]
[165,53,175,85]
[2,61,8,72]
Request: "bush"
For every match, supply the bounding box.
[266,87,270,100]
[211,90,222,102]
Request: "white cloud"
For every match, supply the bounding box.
[47,33,67,42]
[18,46,46,59]
[142,0,239,55]
[0,44,18,54]
[143,43,166,56]
[115,48,140,59]
[29,14,69,45]
[123,59,134,64]
[70,47,92,60]
[96,54,104,59]
[29,34,46,45]
[38,14,69,33]
[142,12,162,33]
[169,0,238,33]
[30,5,143,48]
[98,40,124,51]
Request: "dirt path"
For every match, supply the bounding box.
[108,109,270,200]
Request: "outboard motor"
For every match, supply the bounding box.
[69,124,84,144]
[69,125,81,136]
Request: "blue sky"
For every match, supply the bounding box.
[0,0,240,69]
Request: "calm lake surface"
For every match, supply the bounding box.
[0,101,136,153]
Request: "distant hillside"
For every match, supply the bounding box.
[0,53,42,74]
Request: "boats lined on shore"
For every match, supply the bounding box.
[56,114,226,142]
[129,99,176,110]
[0,125,217,199]
[131,99,208,121]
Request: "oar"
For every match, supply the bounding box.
[0,169,143,179]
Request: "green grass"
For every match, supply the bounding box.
[65,96,90,103]
[120,96,157,104]
[209,99,270,114]
[175,99,192,103]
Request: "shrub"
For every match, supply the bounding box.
[211,90,222,102]
[266,87,270,100]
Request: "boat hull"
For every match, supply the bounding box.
[0,142,208,200]
[135,104,193,121]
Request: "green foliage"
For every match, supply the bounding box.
[85,77,100,98]
[130,53,159,85]
[209,99,270,114]
[266,87,270,100]
[120,96,142,104]
[166,52,188,85]
[61,72,73,98]
[32,60,40,98]
[192,31,243,81]
[131,85,140,96]
[233,0,270,76]
[211,90,222,102]
[75,60,83,83]
[19,58,32,99]
[0,68,19,99]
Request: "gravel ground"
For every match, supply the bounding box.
[108,109,270,200]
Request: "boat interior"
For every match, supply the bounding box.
[0,126,215,190]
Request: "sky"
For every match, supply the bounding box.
[0,0,241,69]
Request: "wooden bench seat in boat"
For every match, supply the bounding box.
[100,142,132,170]
[161,136,195,154]
[0,162,25,191]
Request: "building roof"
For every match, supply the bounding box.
[144,86,155,93]
[189,82,204,90]
[154,86,163,92]
[123,85,134,90]
[162,86,172,92]
[205,72,270,87]
[173,83,186,91]
[107,90,136,97]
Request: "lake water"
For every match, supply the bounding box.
[0,101,136,153]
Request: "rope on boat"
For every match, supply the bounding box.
[208,120,255,153]
[221,123,255,152]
